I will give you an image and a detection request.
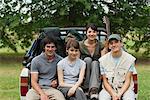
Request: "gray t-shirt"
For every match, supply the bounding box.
[57,57,86,84]
[31,52,62,89]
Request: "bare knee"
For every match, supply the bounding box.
[84,57,92,63]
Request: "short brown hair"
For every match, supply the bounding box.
[66,38,79,50]
[42,37,57,51]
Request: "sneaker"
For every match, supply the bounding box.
[89,87,98,100]
[90,94,98,100]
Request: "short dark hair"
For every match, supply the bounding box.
[86,23,98,32]
[42,37,57,51]
[66,38,79,50]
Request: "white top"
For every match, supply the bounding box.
[57,57,86,84]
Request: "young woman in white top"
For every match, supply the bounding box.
[57,39,87,100]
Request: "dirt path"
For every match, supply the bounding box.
[0,56,23,63]
[136,57,150,65]
[0,56,150,65]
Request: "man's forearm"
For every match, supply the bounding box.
[104,82,117,96]
[31,81,45,95]
[118,72,132,97]
[103,76,117,97]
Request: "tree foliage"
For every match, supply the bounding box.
[106,0,150,56]
[0,0,149,55]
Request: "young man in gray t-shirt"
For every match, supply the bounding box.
[26,37,65,100]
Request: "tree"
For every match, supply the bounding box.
[0,0,33,51]
[105,0,150,56]
[0,0,149,56]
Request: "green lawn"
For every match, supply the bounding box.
[0,62,21,100]
[137,64,150,100]
[0,61,149,100]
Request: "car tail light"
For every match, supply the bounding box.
[133,74,138,94]
[20,77,29,96]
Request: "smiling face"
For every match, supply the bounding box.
[86,27,98,41]
[44,43,56,57]
[109,39,123,54]
[66,39,80,61]
[67,47,79,60]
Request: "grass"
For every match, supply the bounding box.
[0,62,22,100]
[0,47,27,53]
[136,64,150,100]
[0,47,25,57]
